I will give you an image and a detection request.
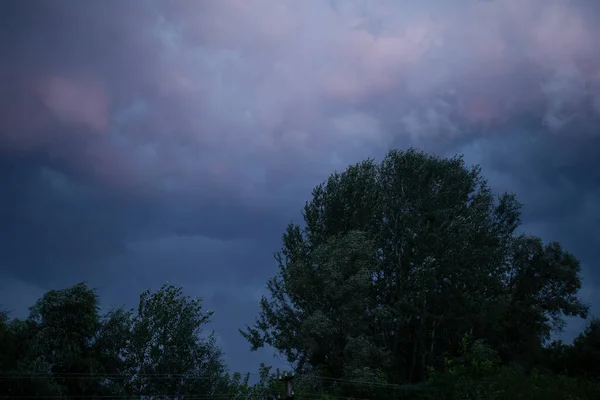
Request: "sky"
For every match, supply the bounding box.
[1,0,600,375]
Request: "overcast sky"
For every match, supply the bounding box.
[1,0,600,374]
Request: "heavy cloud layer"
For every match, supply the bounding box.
[1,0,600,372]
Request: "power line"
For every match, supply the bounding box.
[1,396,235,399]
[2,394,371,400]
[0,370,437,399]
[0,374,423,388]
[0,372,256,377]
[0,374,228,379]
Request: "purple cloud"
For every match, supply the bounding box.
[2,0,599,201]
[2,0,600,373]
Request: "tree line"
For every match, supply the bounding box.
[1,148,599,399]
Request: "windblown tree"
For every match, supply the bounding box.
[124,283,226,398]
[241,148,588,390]
[28,283,103,397]
[0,316,63,399]
[0,283,102,398]
[0,282,230,400]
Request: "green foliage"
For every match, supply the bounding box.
[569,318,600,378]
[28,282,101,397]
[242,148,591,397]
[494,236,589,367]
[0,313,63,398]
[426,337,600,400]
[542,318,600,379]
[0,282,232,399]
[125,283,225,397]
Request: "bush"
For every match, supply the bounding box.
[424,335,600,400]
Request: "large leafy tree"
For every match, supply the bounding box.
[242,148,588,390]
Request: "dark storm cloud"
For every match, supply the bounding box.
[1,0,600,371]
[0,152,288,284]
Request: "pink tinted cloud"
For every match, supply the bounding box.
[159,0,600,131]
[38,76,110,134]
[2,0,600,198]
[0,84,55,152]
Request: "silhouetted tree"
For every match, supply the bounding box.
[242,148,590,398]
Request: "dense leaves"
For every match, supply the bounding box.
[425,336,600,400]
[242,148,596,398]
[0,283,229,399]
[126,284,225,397]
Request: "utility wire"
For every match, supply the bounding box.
[0,374,430,390]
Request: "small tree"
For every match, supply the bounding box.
[125,283,226,398]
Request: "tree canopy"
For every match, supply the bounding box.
[0,283,231,399]
[242,148,593,398]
